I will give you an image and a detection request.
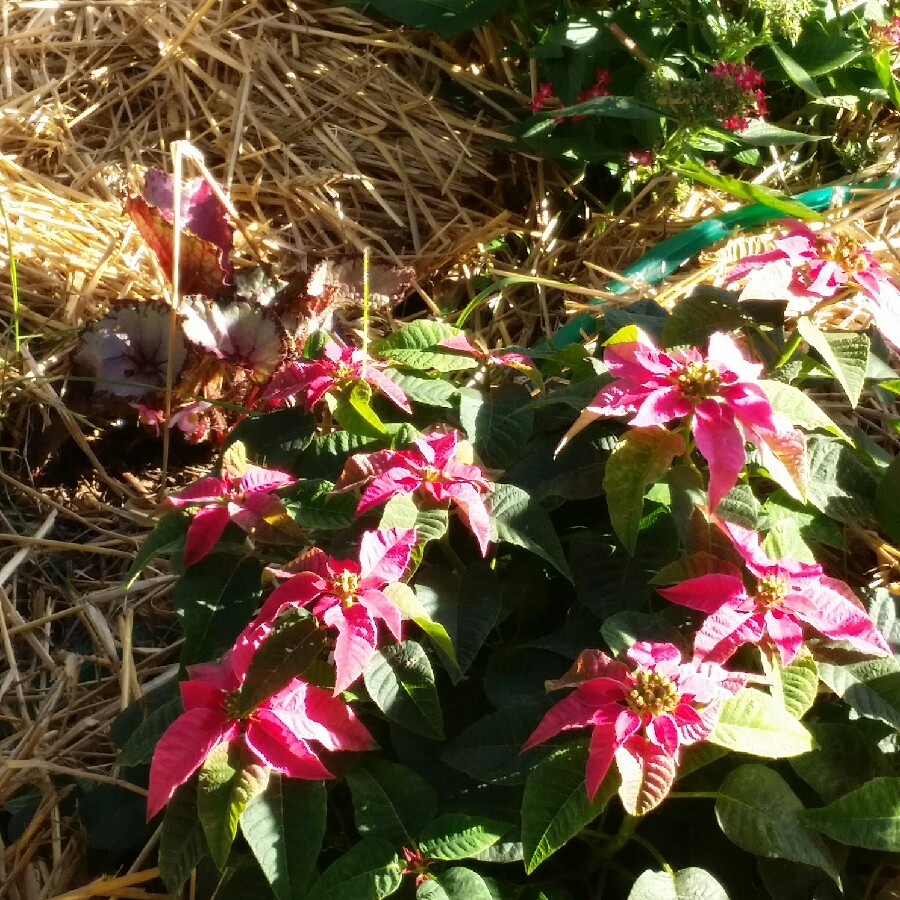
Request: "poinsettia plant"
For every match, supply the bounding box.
[100,177,900,900]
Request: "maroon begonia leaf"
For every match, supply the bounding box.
[74,301,187,400]
[126,169,234,296]
[181,298,287,380]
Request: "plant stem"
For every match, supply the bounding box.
[602,813,640,859]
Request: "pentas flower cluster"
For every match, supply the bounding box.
[725,221,900,348]
[165,456,297,566]
[561,330,802,510]
[524,643,748,815]
[265,340,411,414]
[338,429,493,555]
[249,528,415,694]
[659,519,890,665]
[146,633,374,820]
[530,69,612,122]
[709,60,767,131]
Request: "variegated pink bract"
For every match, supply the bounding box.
[165,461,296,567]
[246,527,416,695]
[561,330,801,510]
[725,220,900,349]
[146,635,374,820]
[658,519,891,666]
[523,642,747,815]
[265,340,411,413]
[338,430,493,555]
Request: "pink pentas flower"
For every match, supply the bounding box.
[146,636,374,820]
[658,519,891,666]
[523,643,747,814]
[726,221,900,348]
[337,429,493,555]
[247,528,416,695]
[560,330,802,510]
[264,340,411,414]
[709,61,767,132]
[165,455,297,567]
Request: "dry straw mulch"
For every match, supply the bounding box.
[0,0,537,895]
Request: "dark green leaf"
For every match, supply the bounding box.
[603,427,684,554]
[661,286,748,349]
[173,556,263,666]
[521,738,617,873]
[373,320,475,372]
[458,385,534,469]
[797,318,869,408]
[417,867,495,900]
[222,408,316,470]
[708,689,813,757]
[238,611,327,713]
[385,368,459,408]
[716,765,838,881]
[118,697,181,768]
[159,782,208,894]
[364,640,444,739]
[366,0,511,38]
[817,656,900,730]
[284,479,357,530]
[770,43,822,98]
[241,776,326,900]
[414,564,503,677]
[418,813,510,860]
[805,436,876,524]
[488,483,571,580]
[876,455,900,543]
[125,512,189,587]
[306,837,403,900]
[346,757,438,846]
[801,777,900,850]
[197,743,269,870]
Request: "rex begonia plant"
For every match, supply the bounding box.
[146,633,374,820]
[658,519,891,665]
[337,429,493,554]
[523,642,748,815]
[560,330,803,509]
[246,527,415,694]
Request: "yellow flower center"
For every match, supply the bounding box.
[755,574,788,610]
[221,690,246,720]
[674,361,722,402]
[421,466,442,483]
[334,571,360,602]
[626,668,680,717]
[816,234,868,273]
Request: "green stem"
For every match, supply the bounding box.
[630,832,673,874]
[601,813,640,860]
[666,790,720,800]
[772,328,803,370]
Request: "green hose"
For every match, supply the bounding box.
[551,175,900,349]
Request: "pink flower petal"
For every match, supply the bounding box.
[585,714,638,800]
[239,465,296,494]
[183,504,231,567]
[147,707,229,819]
[631,388,691,428]
[786,581,890,657]
[615,734,678,815]
[166,476,227,507]
[646,713,679,755]
[692,400,746,512]
[765,611,805,666]
[244,714,334,779]
[358,527,415,585]
[546,650,631,689]
[658,573,748,614]
[693,605,762,664]
[358,588,403,642]
[322,603,378,695]
[357,469,420,515]
[725,248,788,283]
[522,680,629,750]
[366,367,413,413]
[447,482,492,555]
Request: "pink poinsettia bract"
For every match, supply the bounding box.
[725,221,900,348]
[146,639,374,820]
[561,330,802,510]
[265,340,411,413]
[248,527,415,695]
[523,642,747,815]
[338,430,493,555]
[658,519,891,666]
[165,460,297,567]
